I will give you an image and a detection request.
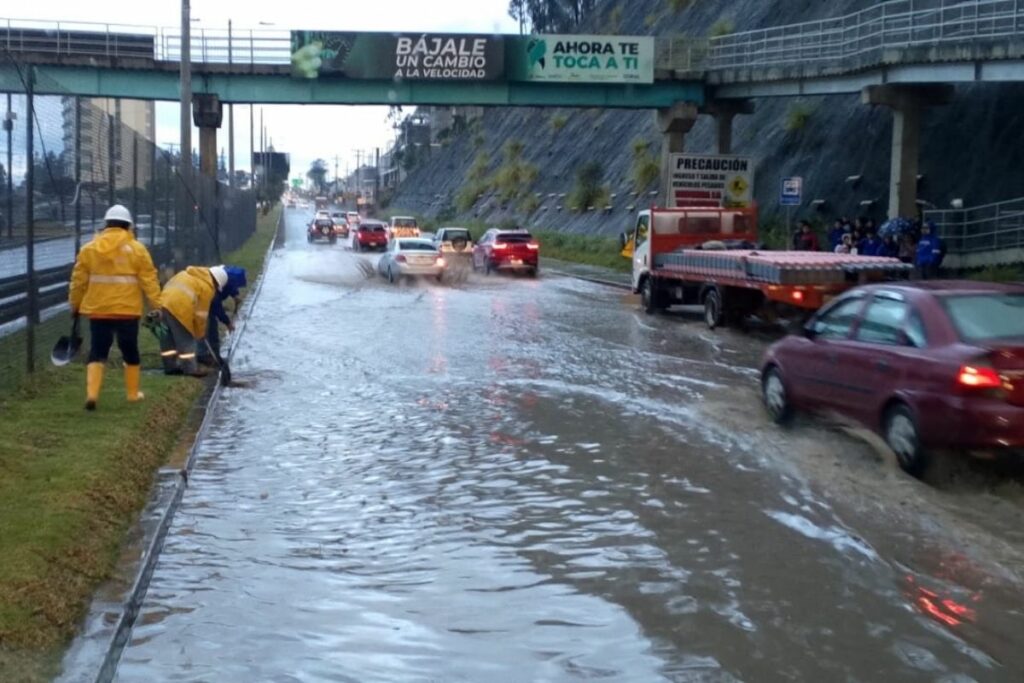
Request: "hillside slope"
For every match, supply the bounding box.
[389,0,1024,236]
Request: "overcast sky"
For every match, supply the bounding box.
[13,0,519,180]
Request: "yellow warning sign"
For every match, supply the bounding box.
[728,176,749,198]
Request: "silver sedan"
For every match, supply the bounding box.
[377,238,448,284]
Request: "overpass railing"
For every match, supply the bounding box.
[926,196,1024,255]
[708,0,1024,71]
[1,18,292,65]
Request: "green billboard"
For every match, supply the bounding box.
[291,32,505,81]
[508,35,655,84]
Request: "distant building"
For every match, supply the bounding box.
[61,97,156,190]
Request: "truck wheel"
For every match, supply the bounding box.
[704,290,723,329]
[641,278,658,314]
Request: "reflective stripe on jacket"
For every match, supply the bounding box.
[69,228,162,318]
[161,266,218,338]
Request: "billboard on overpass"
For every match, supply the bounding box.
[291,32,505,81]
[508,35,654,84]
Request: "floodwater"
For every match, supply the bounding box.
[112,210,1024,682]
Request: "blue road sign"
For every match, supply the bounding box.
[780,177,803,206]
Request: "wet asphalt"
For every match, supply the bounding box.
[111,210,1024,682]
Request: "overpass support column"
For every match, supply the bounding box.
[701,99,754,155]
[192,94,223,180]
[862,85,952,219]
[656,102,699,208]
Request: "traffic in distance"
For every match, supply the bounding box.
[291,192,541,281]
[288,188,1024,481]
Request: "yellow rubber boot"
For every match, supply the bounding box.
[125,364,145,402]
[85,362,104,411]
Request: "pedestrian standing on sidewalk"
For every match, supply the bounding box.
[827,219,847,251]
[68,204,163,411]
[915,221,946,279]
[158,265,229,377]
[794,220,820,251]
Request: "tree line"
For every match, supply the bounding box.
[508,0,598,33]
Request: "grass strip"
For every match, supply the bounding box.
[0,206,280,680]
[532,230,631,273]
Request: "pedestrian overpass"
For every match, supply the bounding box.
[0,24,705,108]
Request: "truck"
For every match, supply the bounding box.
[389,216,420,240]
[315,196,329,211]
[625,206,911,329]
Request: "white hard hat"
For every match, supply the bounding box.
[209,265,228,290]
[104,204,133,225]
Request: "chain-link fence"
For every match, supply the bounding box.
[0,54,257,396]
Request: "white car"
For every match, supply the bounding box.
[377,238,447,284]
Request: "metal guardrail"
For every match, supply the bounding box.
[926,196,1024,254]
[0,263,72,325]
[708,0,1024,71]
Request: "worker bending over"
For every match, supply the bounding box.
[69,204,162,410]
[158,265,230,377]
[198,266,247,367]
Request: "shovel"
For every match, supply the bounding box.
[202,339,232,387]
[51,315,83,367]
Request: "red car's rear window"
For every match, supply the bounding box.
[942,293,1024,342]
[497,233,533,244]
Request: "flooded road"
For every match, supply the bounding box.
[114,211,1024,682]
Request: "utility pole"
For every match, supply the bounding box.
[249,103,255,190]
[4,93,14,239]
[179,0,193,193]
[73,98,81,253]
[227,19,235,188]
[374,147,380,207]
[25,71,35,372]
[355,149,362,202]
[259,108,265,200]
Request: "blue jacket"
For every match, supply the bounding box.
[916,234,945,267]
[859,237,882,256]
[828,227,847,250]
[878,241,899,258]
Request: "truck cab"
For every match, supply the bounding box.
[627,207,758,292]
[389,216,420,240]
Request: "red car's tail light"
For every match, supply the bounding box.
[492,243,508,250]
[957,365,1002,389]
[527,242,539,250]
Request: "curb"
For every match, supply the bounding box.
[89,212,281,683]
[547,267,632,291]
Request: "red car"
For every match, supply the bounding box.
[761,281,1024,476]
[472,229,539,276]
[352,221,388,252]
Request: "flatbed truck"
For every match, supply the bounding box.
[625,207,911,329]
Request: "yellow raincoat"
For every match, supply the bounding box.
[69,228,162,318]
[161,267,218,338]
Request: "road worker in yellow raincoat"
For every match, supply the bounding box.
[69,204,162,411]
[158,265,228,376]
